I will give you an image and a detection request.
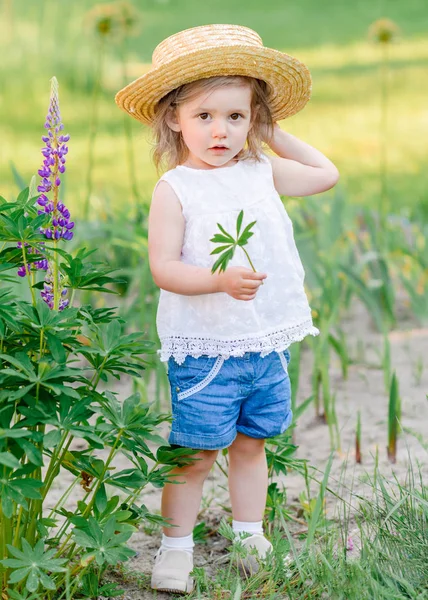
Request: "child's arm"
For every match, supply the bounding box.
[266,124,339,197]
[148,181,266,298]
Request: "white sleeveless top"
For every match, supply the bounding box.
[153,153,319,364]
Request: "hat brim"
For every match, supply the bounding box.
[115,45,311,126]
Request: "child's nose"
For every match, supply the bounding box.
[211,120,227,137]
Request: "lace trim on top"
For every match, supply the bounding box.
[158,320,319,364]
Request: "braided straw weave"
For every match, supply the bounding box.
[115,24,312,126]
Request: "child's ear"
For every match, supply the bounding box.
[165,108,181,133]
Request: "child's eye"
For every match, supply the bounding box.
[198,113,244,121]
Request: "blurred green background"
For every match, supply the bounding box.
[1,0,427,219]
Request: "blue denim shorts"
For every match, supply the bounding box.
[166,350,292,450]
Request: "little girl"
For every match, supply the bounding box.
[116,23,339,594]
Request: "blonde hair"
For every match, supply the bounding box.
[150,76,274,174]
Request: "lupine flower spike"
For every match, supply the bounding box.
[17,77,73,310]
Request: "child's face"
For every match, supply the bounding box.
[168,84,253,169]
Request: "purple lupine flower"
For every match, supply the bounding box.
[41,264,69,311]
[18,265,29,277]
[17,243,48,277]
[37,194,49,206]
[17,77,73,311]
[35,77,74,243]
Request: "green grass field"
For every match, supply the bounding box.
[1,0,427,217]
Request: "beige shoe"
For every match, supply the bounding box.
[238,533,273,576]
[151,548,194,594]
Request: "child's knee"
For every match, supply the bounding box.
[228,433,265,460]
[180,448,219,478]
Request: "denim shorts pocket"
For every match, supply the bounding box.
[169,355,225,401]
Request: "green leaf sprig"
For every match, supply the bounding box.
[210,210,262,283]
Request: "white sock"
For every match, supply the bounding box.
[232,519,264,540]
[160,532,194,555]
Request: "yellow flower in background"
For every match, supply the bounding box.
[368,18,401,44]
[117,0,141,36]
[85,4,121,38]
[85,1,140,40]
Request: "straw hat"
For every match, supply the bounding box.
[115,24,312,126]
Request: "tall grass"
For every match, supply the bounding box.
[177,458,428,599]
[387,371,401,463]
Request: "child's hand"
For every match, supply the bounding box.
[217,266,267,301]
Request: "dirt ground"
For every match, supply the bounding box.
[45,297,428,599]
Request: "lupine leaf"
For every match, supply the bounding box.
[45,332,66,364]
[0,452,20,469]
[1,540,67,593]
[211,253,226,275]
[212,248,234,274]
[210,234,233,244]
[216,223,235,241]
[238,220,257,243]
[72,516,136,566]
[236,210,244,237]
[210,244,233,255]
[238,231,255,245]
[210,211,258,275]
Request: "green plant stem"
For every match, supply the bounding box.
[379,42,389,248]
[49,481,81,544]
[356,410,362,464]
[38,328,44,363]
[12,506,23,549]
[21,245,36,305]
[241,246,264,286]
[25,370,47,545]
[52,167,59,309]
[90,354,108,389]
[52,554,90,600]
[387,372,399,463]
[56,562,91,600]
[42,432,74,501]
[53,239,59,310]
[241,246,256,272]
[0,485,12,590]
[55,430,124,559]
[82,430,123,517]
[47,478,79,523]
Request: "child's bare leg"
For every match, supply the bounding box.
[227,432,268,521]
[161,449,219,536]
